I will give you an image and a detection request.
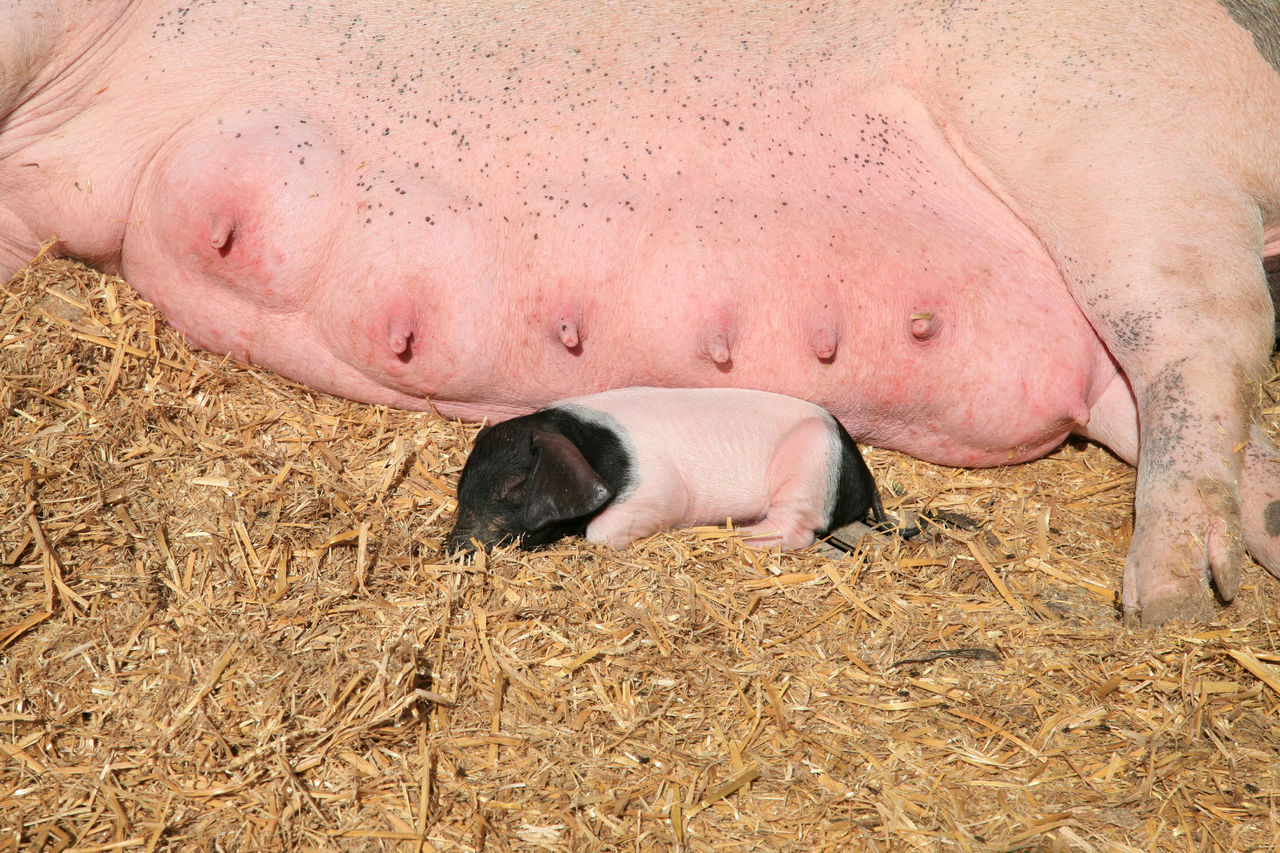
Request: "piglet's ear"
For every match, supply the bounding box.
[523,431,614,531]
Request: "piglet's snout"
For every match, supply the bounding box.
[446,516,515,554]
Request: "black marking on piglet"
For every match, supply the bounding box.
[824,418,887,536]
[449,408,634,552]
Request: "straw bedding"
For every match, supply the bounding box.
[2,255,1278,851]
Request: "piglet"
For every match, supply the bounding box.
[447,387,886,553]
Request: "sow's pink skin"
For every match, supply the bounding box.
[4,0,1280,624]
[448,388,887,552]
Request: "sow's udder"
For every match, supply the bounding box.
[110,17,1109,467]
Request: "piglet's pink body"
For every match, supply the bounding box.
[555,388,861,549]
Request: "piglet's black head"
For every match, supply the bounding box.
[448,416,615,553]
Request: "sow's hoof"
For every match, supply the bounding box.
[1123,485,1242,627]
[1126,576,1216,627]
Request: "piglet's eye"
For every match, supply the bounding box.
[495,472,527,500]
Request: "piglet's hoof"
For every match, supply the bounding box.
[818,521,877,556]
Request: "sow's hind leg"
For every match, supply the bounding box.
[938,2,1280,625]
[1106,225,1273,623]
[1082,361,1280,609]
[985,89,1275,623]
[1064,192,1275,624]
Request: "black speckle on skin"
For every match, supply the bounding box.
[1264,498,1280,536]
[1139,357,1194,478]
[1105,308,1159,354]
